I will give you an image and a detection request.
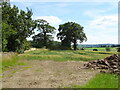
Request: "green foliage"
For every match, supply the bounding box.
[80,48,84,50]
[117,47,120,52]
[93,49,98,51]
[2,2,35,53]
[57,22,87,50]
[2,22,15,51]
[32,19,56,48]
[32,33,53,48]
[23,40,31,50]
[105,46,111,52]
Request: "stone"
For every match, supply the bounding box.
[84,54,120,74]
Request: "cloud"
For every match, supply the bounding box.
[35,16,62,26]
[82,14,118,44]
[84,10,106,18]
[82,34,118,44]
[90,15,118,28]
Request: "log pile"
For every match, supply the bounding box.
[84,54,120,74]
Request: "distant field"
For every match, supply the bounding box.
[84,47,117,51]
[19,49,117,62]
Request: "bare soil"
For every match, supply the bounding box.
[2,60,99,88]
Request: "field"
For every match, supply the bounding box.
[84,47,117,51]
[1,49,119,88]
[20,49,117,61]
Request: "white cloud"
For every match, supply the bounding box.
[35,16,62,26]
[89,15,118,32]
[82,34,118,44]
[90,15,118,28]
[84,10,106,18]
[83,14,118,44]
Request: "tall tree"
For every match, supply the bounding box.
[33,19,55,48]
[2,2,36,53]
[57,22,87,50]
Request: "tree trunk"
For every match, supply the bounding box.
[44,32,47,48]
[73,39,77,50]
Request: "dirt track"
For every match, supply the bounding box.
[2,60,99,88]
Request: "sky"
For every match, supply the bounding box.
[10,0,119,44]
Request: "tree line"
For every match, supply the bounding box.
[2,2,87,53]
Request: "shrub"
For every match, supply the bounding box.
[106,47,111,52]
[93,49,98,51]
[24,40,31,50]
[60,46,72,50]
[117,47,120,52]
[80,48,84,50]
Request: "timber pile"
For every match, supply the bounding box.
[84,54,120,74]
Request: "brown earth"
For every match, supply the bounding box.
[84,54,120,74]
[2,60,99,88]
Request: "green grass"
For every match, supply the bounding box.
[19,49,117,62]
[1,53,20,71]
[71,73,119,88]
[2,49,117,70]
[85,47,117,51]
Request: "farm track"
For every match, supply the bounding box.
[2,60,99,88]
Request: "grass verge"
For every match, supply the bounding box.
[71,73,119,88]
[2,52,20,71]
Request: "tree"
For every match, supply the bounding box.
[2,2,36,53]
[33,19,56,48]
[57,22,87,50]
[2,22,15,51]
[32,33,53,48]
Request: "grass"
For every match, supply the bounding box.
[1,52,20,71]
[19,49,117,62]
[19,49,118,88]
[84,47,117,51]
[71,73,119,88]
[2,49,119,88]
[2,49,118,70]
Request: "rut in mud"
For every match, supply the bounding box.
[2,60,99,88]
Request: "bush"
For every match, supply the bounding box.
[60,46,72,50]
[93,49,98,51]
[117,47,120,52]
[80,48,84,50]
[50,45,72,50]
[106,47,111,52]
[23,40,31,50]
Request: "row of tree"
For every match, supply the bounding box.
[2,2,36,53]
[2,2,87,53]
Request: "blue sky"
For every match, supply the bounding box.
[10,0,118,44]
